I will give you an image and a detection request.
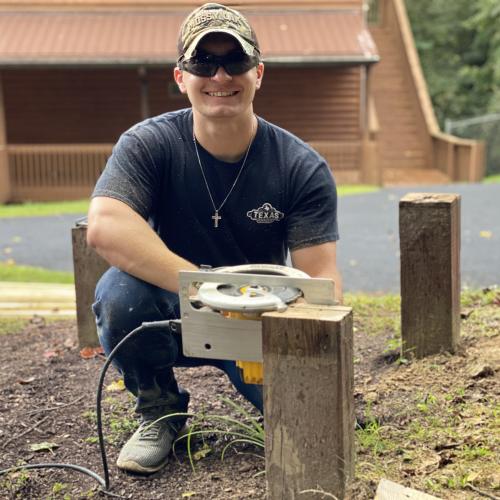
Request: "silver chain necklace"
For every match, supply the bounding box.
[193,125,255,228]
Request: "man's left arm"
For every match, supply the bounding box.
[290,241,343,304]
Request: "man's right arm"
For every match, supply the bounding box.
[87,196,197,293]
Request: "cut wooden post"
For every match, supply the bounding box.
[262,304,354,500]
[72,220,109,347]
[399,193,461,358]
[0,72,11,203]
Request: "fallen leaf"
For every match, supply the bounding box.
[79,346,104,359]
[29,442,59,452]
[416,452,440,474]
[30,315,45,326]
[479,230,492,239]
[106,379,126,392]
[468,363,494,379]
[43,349,61,359]
[181,493,198,498]
[192,443,212,461]
[18,376,36,385]
[238,462,253,473]
[466,471,480,483]
[63,338,76,349]
[460,308,474,319]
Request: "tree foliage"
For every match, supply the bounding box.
[405,0,500,125]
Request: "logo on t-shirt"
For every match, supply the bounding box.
[246,203,284,224]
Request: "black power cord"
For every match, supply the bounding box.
[0,320,175,496]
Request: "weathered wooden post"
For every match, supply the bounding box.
[262,304,354,500]
[72,219,109,347]
[399,193,461,358]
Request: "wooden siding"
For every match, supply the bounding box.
[254,67,362,142]
[4,69,141,144]
[3,65,364,201]
[3,67,361,145]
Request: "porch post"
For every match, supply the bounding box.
[138,66,150,120]
[0,72,11,203]
[361,65,381,185]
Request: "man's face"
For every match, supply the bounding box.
[174,33,264,120]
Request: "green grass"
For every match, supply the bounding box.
[0,199,89,218]
[0,262,74,283]
[0,318,29,335]
[483,173,500,184]
[337,184,379,196]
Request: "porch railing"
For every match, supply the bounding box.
[5,141,367,202]
[432,133,486,182]
[7,144,113,202]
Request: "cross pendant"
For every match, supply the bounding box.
[212,210,221,228]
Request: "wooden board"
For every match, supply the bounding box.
[375,479,441,499]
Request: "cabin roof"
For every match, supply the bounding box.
[0,8,378,67]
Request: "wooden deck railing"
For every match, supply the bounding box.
[7,144,113,202]
[5,141,367,202]
[432,133,486,182]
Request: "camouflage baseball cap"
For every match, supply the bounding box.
[178,3,260,59]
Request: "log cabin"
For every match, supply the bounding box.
[0,0,485,202]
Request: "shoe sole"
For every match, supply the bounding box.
[116,457,169,475]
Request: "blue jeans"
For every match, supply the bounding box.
[93,267,263,413]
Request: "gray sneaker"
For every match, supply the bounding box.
[116,407,184,474]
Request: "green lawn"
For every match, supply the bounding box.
[0,199,90,218]
[0,263,74,283]
[484,173,500,184]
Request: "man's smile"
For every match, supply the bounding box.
[205,91,238,97]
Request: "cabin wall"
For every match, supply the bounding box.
[3,66,362,144]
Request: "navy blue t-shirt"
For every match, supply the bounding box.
[92,108,339,268]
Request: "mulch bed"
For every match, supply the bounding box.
[0,307,498,499]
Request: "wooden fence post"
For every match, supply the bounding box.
[262,304,354,500]
[399,193,461,358]
[72,220,109,347]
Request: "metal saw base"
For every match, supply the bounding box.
[179,270,335,361]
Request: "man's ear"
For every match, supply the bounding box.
[255,62,264,90]
[173,67,187,94]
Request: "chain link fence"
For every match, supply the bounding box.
[445,114,500,177]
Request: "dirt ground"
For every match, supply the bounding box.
[0,291,498,500]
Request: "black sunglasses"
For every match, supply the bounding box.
[179,51,259,77]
